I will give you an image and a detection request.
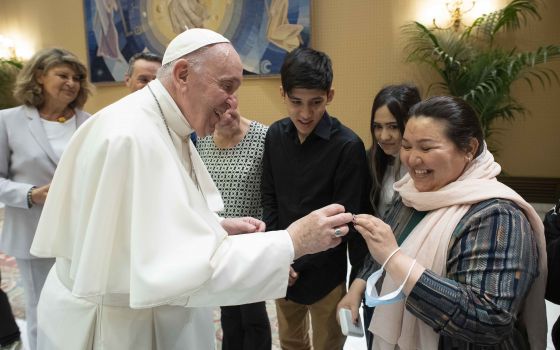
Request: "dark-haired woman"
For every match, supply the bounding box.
[368,84,421,220]
[0,48,91,350]
[353,96,546,349]
[337,84,420,348]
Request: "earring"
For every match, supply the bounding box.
[466,155,472,162]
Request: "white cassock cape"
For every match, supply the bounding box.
[30,80,293,350]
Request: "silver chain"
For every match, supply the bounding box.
[147,85,200,190]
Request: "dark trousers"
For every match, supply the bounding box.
[0,272,20,347]
[220,302,271,350]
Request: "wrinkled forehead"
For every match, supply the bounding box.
[208,43,242,69]
[203,44,243,81]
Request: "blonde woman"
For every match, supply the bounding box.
[0,47,91,350]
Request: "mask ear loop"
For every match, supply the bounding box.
[401,259,417,289]
[382,247,417,291]
[376,259,417,301]
[381,248,417,289]
[381,247,401,269]
[364,258,417,307]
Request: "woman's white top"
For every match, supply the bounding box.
[378,162,407,218]
[40,115,77,159]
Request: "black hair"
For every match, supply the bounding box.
[368,84,421,212]
[127,52,163,76]
[280,47,333,94]
[408,95,484,157]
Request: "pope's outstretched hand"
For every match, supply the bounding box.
[287,204,351,259]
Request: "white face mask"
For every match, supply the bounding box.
[364,254,416,308]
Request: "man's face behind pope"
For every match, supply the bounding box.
[176,43,243,137]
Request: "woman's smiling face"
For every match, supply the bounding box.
[372,105,402,156]
[400,116,470,192]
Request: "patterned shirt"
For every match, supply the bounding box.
[197,121,268,219]
[358,198,538,349]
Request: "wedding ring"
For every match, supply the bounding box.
[334,228,343,237]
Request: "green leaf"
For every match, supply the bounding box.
[0,59,22,109]
[401,0,560,150]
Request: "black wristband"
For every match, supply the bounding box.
[27,186,36,208]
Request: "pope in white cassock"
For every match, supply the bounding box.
[30,28,352,349]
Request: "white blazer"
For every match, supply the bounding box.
[0,105,90,258]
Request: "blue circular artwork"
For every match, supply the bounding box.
[84,0,311,83]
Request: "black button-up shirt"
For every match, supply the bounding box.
[262,112,371,304]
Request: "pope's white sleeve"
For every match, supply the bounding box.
[182,230,294,307]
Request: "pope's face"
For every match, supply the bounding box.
[182,44,243,137]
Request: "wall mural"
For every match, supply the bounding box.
[84,0,311,83]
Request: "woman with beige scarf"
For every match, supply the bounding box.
[338,96,546,349]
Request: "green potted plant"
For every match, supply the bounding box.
[0,57,23,110]
[402,0,560,148]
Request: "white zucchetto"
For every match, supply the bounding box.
[162,28,230,65]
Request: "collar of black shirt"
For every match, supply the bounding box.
[285,112,333,143]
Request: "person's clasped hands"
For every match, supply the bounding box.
[222,95,239,119]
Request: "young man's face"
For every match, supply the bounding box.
[282,87,334,142]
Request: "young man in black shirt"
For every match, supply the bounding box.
[262,47,371,350]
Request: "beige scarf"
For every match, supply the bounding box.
[369,146,547,350]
